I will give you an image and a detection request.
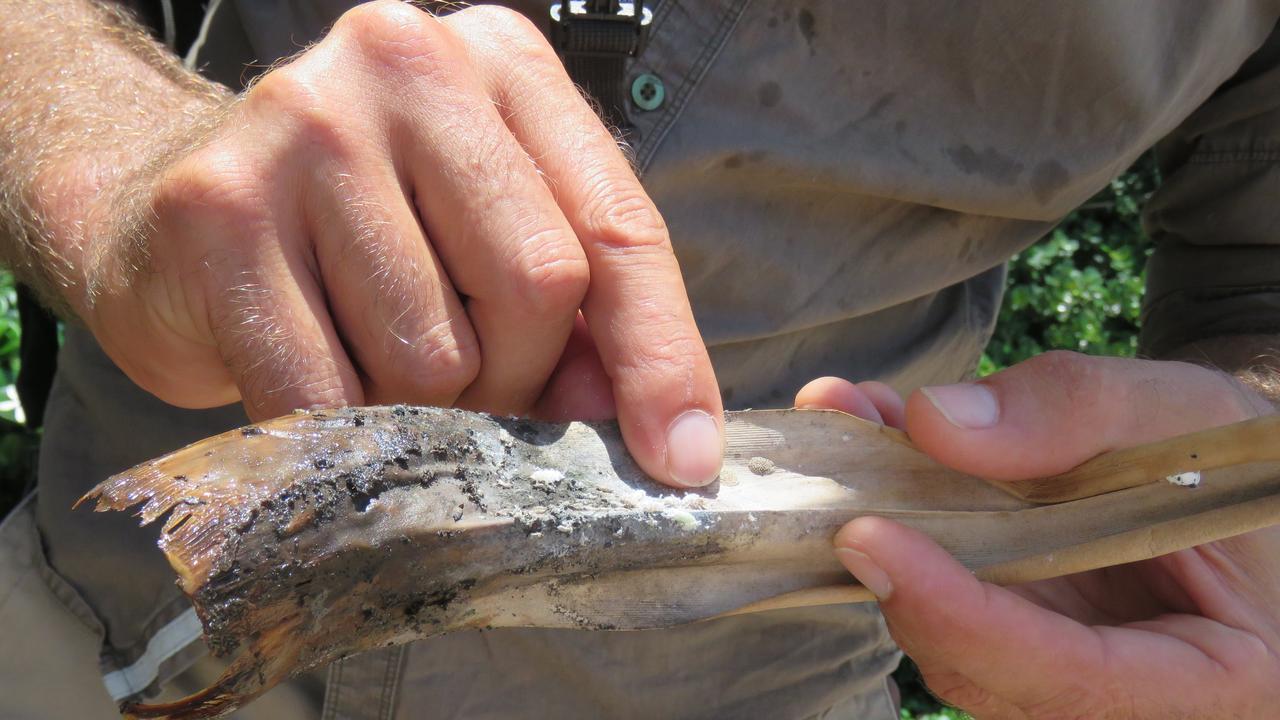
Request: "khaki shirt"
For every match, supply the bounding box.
[18,1,1280,718]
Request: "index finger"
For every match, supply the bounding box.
[442,7,723,487]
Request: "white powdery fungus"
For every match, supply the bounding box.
[530,468,565,489]
[663,508,700,530]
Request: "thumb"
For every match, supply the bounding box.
[832,517,1223,718]
[904,351,1269,481]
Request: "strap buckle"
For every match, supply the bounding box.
[549,1,653,58]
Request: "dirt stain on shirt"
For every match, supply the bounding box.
[797,8,817,54]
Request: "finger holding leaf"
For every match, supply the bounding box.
[799,352,1280,719]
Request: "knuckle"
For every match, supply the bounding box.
[337,0,446,75]
[249,69,355,159]
[580,184,671,252]
[156,149,263,230]
[510,228,590,314]
[446,5,570,122]
[1024,349,1094,382]
[455,4,544,43]
[456,5,556,74]
[247,64,316,112]
[1019,350,1105,407]
[399,322,481,397]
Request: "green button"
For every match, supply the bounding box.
[631,73,665,111]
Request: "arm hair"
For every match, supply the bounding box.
[0,0,231,317]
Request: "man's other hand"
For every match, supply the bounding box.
[797,352,1280,718]
[84,2,722,488]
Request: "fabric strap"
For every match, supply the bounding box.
[550,0,648,128]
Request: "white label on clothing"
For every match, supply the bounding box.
[101,607,203,700]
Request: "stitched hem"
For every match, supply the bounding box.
[378,646,407,720]
[322,656,346,720]
[23,496,106,638]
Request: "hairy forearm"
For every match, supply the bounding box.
[0,0,230,316]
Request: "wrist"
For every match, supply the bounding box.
[28,92,233,322]
[0,0,235,321]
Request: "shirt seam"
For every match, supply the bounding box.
[27,508,108,640]
[378,646,406,720]
[636,0,755,173]
[322,657,345,720]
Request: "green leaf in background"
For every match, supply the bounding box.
[0,269,38,514]
[0,269,21,422]
[900,709,972,720]
[978,154,1158,374]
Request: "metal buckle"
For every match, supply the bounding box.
[549,1,653,58]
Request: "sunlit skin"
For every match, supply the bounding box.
[5,1,1280,715]
[797,353,1280,718]
[3,1,724,489]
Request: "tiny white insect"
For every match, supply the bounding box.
[1165,470,1201,488]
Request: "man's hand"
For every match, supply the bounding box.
[6,1,723,487]
[798,352,1280,718]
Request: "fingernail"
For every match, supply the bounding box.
[920,383,999,429]
[665,410,723,487]
[829,545,890,597]
[834,547,893,600]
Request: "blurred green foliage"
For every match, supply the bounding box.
[0,269,36,517]
[0,270,21,410]
[979,155,1159,375]
[902,709,971,720]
